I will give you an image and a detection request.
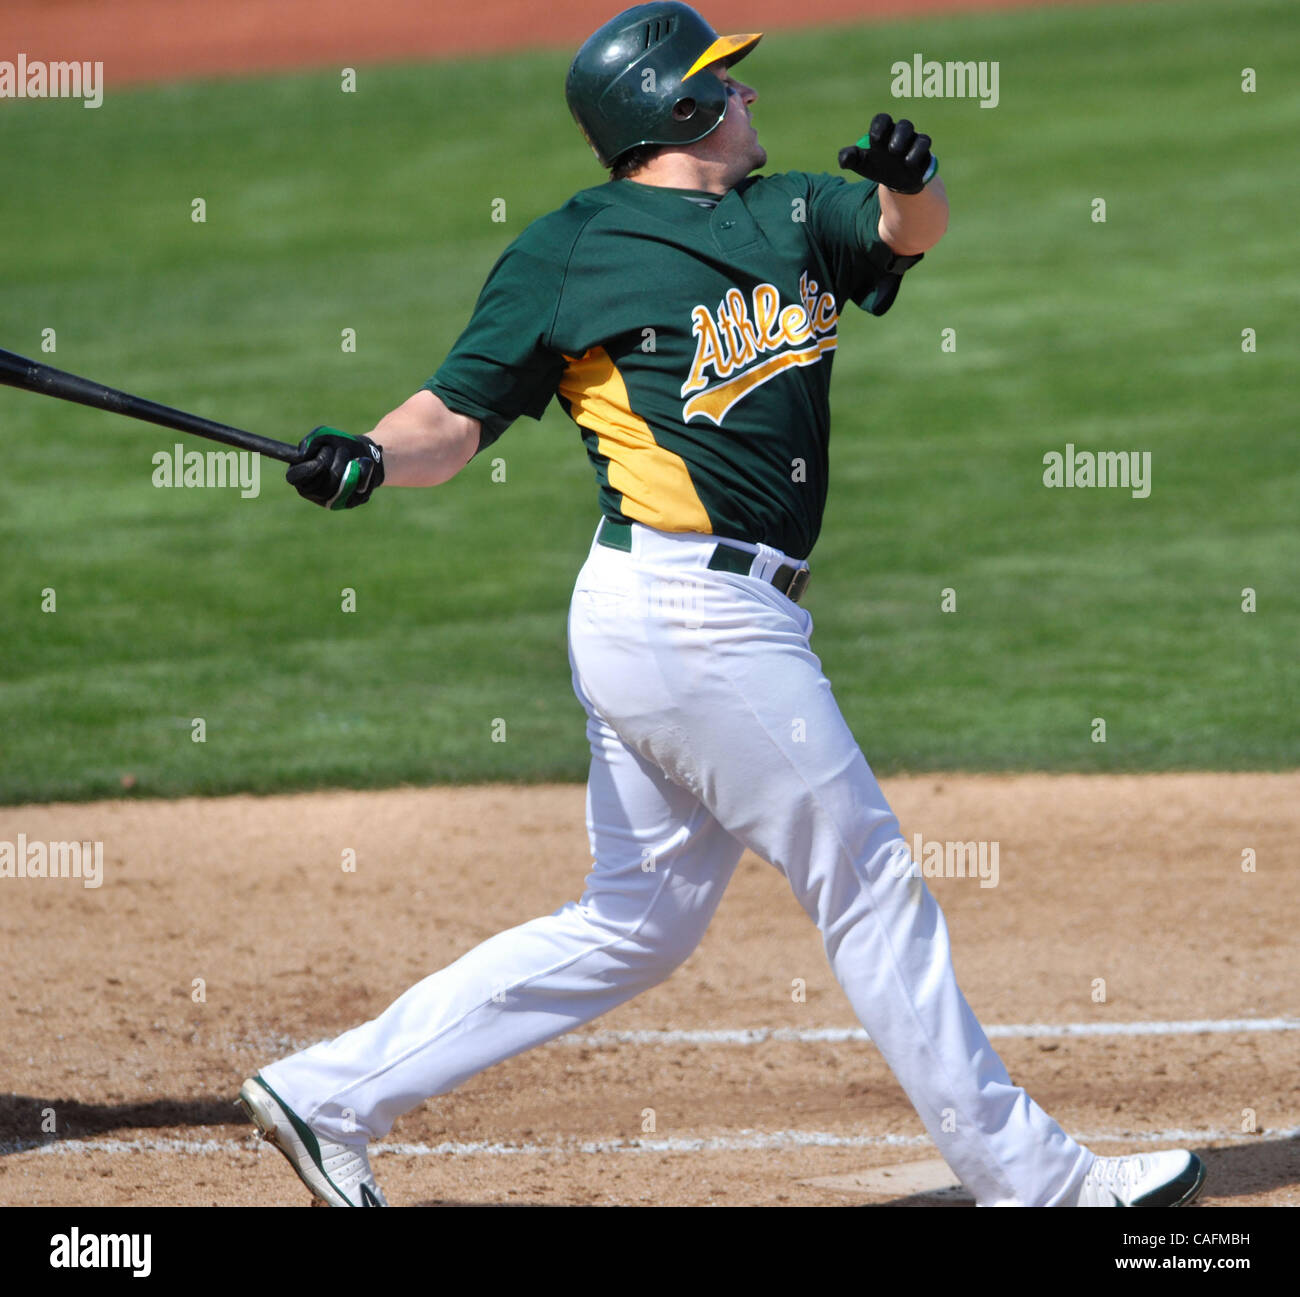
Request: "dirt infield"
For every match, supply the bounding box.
[2,0,1136,85]
[2,773,1296,1207]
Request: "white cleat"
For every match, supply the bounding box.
[238,1074,388,1207]
[1069,1149,1206,1207]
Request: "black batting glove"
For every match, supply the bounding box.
[286,426,384,510]
[838,113,938,194]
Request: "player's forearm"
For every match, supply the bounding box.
[877,177,949,255]
[368,389,481,487]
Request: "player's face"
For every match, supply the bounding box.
[709,63,766,177]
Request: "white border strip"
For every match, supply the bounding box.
[561,1018,1300,1047]
[5,1125,1297,1160]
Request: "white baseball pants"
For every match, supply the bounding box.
[262,520,1093,1205]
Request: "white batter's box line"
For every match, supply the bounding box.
[559,1017,1300,1047]
[383,1130,932,1156]
[0,1135,248,1157]
[6,1125,1299,1160]
[223,1016,1300,1059]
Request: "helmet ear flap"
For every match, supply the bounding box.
[671,97,697,122]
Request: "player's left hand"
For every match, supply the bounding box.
[286,426,385,510]
[838,113,938,194]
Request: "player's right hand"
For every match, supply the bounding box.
[838,113,939,194]
[286,426,384,510]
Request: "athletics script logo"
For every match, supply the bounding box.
[681,271,837,425]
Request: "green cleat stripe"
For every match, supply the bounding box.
[252,1074,357,1207]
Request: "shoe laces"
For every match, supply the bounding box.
[1087,1154,1147,1187]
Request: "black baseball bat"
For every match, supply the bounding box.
[0,347,299,463]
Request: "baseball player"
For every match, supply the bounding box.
[238,3,1206,1208]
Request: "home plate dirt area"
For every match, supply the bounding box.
[1,773,1297,1206]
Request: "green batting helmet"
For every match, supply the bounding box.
[565,3,762,169]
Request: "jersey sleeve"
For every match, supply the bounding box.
[425,240,568,451]
[802,172,920,316]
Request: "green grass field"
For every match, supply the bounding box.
[0,0,1295,802]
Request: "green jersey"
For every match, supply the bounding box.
[428,171,917,558]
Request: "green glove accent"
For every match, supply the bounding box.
[854,133,940,188]
[286,426,385,510]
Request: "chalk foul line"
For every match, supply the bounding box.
[560,1018,1300,1047]
[214,1017,1300,1060]
[4,1124,1297,1160]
